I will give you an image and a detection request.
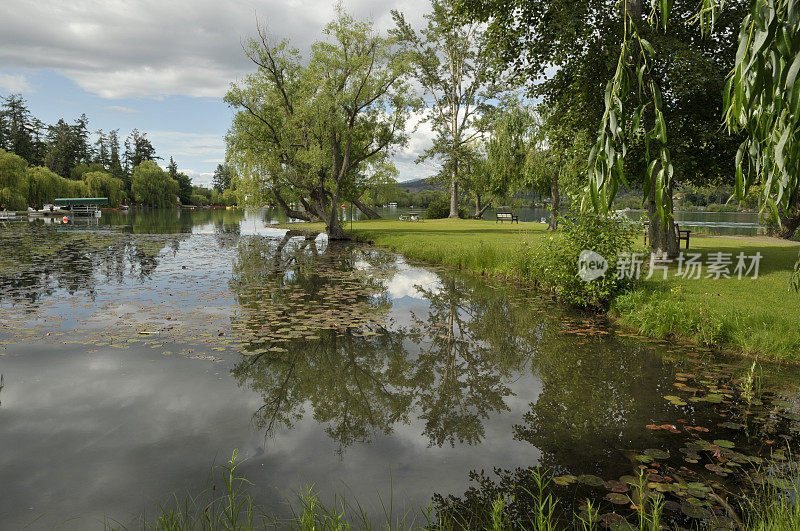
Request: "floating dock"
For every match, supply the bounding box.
[54,197,108,216]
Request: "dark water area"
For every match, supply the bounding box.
[0,208,797,528]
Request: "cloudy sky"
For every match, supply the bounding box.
[0,0,438,186]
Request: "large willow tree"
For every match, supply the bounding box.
[225,10,413,239]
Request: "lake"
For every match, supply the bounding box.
[0,208,798,528]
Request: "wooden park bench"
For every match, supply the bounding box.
[644,222,692,249]
[399,210,425,222]
[496,211,519,224]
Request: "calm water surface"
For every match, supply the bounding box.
[0,208,797,528]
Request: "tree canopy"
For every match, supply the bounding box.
[456,0,749,251]
[226,9,413,238]
[131,160,178,207]
[392,0,499,218]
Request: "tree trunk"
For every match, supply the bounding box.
[449,162,459,218]
[326,218,349,240]
[298,197,322,222]
[352,198,381,220]
[272,188,315,222]
[778,205,800,239]
[548,173,560,231]
[646,168,679,257]
[325,193,350,240]
[473,194,491,219]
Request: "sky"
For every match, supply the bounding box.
[0,0,438,187]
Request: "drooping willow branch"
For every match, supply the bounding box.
[723,0,800,220]
[589,0,800,240]
[584,0,676,225]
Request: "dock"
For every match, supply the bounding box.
[54,197,108,216]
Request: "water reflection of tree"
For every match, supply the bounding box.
[432,322,688,527]
[407,276,531,447]
[516,330,677,474]
[230,238,535,451]
[230,236,406,452]
[0,225,186,304]
[234,329,411,452]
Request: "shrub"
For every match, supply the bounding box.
[0,188,27,211]
[426,197,469,219]
[189,193,209,206]
[528,212,641,308]
[426,197,450,219]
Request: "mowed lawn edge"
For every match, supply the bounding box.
[286,218,800,362]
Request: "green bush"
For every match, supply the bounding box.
[426,197,450,219]
[0,188,27,211]
[426,197,468,219]
[529,212,641,308]
[189,193,209,206]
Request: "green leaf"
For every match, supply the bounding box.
[650,80,662,109]
[656,112,668,143]
[785,52,800,92]
[660,0,672,31]
[640,38,655,57]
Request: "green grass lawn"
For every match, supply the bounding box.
[348,218,548,276]
[296,218,800,361]
[613,235,800,361]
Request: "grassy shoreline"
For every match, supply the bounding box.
[135,450,800,530]
[290,218,800,362]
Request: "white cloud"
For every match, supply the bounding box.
[0,0,430,100]
[183,168,215,187]
[103,105,139,114]
[148,130,226,157]
[0,73,31,92]
[384,265,442,299]
[394,110,440,182]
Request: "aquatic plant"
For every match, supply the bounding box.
[740,453,800,530]
[738,360,763,406]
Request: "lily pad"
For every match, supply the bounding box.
[680,501,711,519]
[644,448,669,460]
[705,464,729,476]
[604,480,629,493]
[664,395,687,406]
[578,474,605,487]
[605,492,629,505]
[713,439,735,448]
[552,475,576,486]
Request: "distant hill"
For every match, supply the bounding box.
[397,178,441,193]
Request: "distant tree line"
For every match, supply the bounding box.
[0,94,234,210]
